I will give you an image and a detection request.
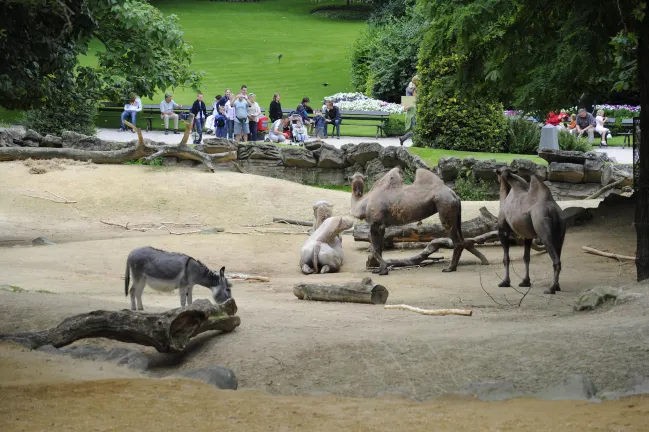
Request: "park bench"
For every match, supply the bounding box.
[618,118,634,148]
[280,108,390,138]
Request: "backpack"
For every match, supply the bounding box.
[216,115,225,128]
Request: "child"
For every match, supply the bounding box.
[224,94,236,140]
[215,106,227,138]
[567,114,577,134]
[313,109,326,139]
[292,121,308,143]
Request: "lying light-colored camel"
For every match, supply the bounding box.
[299,201,354,275]
[349,168,465,275]
[496,166,566,294]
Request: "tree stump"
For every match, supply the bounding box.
[293,277,389,304]
[0,299,240,353]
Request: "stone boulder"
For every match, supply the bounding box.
[364,158,390,183]
[42,134,63,148]
[509,158,547,181]
[22,129,43,147]
[179,365,238,390]
[317,144,346,168]
[304,141,325,151]
[573,285,643,311]
[538,148,587,164]
[462,157,477,169]
[585,150,612,163]
[583,158,604,183]
[535,374,597,401]
[0,128,23,147]
[344,142,382,166]
[379,146,414,169]
[202,139,238,154]
[472,159,507,182]
[547,162,584,183]
[281,147,317,167]
[610,164,633,187]
[237,143,281,160]
[435,157,462,181]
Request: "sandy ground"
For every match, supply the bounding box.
[1,160,648,429]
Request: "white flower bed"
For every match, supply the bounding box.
[324,92,405,114]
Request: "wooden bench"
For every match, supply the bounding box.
[618,118,634,148]
[280,108,390,138]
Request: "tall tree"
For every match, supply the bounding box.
[418,0,648,280]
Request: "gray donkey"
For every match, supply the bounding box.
[124,246,232,311]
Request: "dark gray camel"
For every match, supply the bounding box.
[495,167,566,294]
[350,167,467,275]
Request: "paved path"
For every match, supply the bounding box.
[93,128,634,165]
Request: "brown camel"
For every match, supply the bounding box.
[495,166,566,294]
[349,168,465,275]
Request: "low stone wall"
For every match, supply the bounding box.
[1,128,632,200]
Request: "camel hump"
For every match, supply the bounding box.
[414,168,442,185]
[374,167,403,189]
[529,175,553,198]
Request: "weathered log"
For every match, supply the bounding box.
[384,304,473,316]
[353,206,498,245]
[293,277,389,304]
[582,246,635,261]
[0,298,240,353]
[0,119,237,172]
[273,217,314,227]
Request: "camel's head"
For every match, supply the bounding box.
[335,215,355,234]
[313,200,333,229]
[349,172,366,199]
[495,166,514,182]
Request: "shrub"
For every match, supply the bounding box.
[414,54,507,152]
[558,130,591,152]
[504,118,541,154]
[311,5,372,20]
[382,114,406,136]
[453,177,492,201]
[23,92,97,136]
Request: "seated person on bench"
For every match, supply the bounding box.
[119,93,142,133]
[159,93,183,135]
[324,100,342,139]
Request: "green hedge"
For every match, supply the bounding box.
[414,54,507,152]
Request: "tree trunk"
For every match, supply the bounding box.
[293,277,389,304]
[637,11,649,282]
[353,206,498,246]
[0,299,240,353]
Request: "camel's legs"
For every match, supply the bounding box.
[443,226,464,272]
[519,239,532,287]
[370,223,389,275]
[535,220,562,294]
[498,226,512,287]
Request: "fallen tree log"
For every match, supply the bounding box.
[0,119,237,173]
[293,277,389,304]
[0,298,240,353]
[273,217,314,227]
[384,304,473,317]
[368,231,498,270]
[353,206,498,246]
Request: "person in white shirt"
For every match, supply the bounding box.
[268,116,289,143]
[595,109,612,147]
[159,93,183,135]
[224,94,236,140]
[119,93,142,133]
[247,93,262,141]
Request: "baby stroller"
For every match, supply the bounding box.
[287,111,308,145]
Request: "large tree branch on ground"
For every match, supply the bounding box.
[0,120,237,172]
[353,207,499,246]
[0,299,240,353]
[293,277,389,304]
[368,231,499,270]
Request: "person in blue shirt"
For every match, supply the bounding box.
[214,106,227,138]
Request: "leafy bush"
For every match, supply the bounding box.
[23,92,97,136]
[453,177,493,201]
[349,8,425,102]
[414,54,507,152]
[558,130,591,152]
[382,114,406,136]
[124,157,164,166]
[504,118,541,154]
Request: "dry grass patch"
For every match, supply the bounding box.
[23,158,96,174]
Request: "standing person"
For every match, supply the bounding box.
[214,106,227,138]
[233,92,250,142]
[224,94,236,140]
[217,89,231,109]
[247,93,262,141]
[190,92,208,144]
[324,100,342,139]
[269,93,282,123]
[240,85,248,97]
[398,105,416,146]
[119,93,142,133]
[268,115,289,143]
[159,93,183,135]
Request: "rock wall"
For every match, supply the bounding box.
[1,127,632,201]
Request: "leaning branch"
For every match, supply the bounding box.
[585,179,625,200]
[272,217,314,227]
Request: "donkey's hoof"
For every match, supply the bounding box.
[498,280,511,288]
[519,279,531,287]
[378,267,390,276]
[442,267,457,273]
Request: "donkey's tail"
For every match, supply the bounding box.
[124,262,130,297]
[313,242,321,274]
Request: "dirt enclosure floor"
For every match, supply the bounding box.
[1,161,649,430]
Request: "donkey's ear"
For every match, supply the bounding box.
[219,266,225,277]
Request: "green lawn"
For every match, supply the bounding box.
[408,147,547,166]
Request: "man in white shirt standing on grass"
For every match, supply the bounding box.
[160,93,183,135]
